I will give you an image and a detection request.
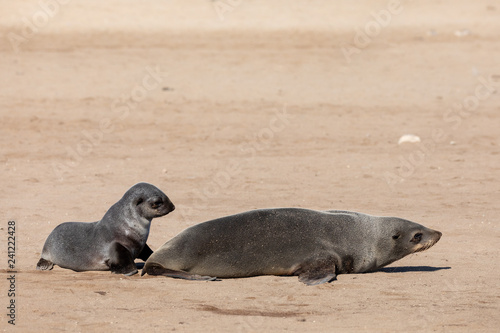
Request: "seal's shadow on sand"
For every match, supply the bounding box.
[379,266,451,273]
[136,265,451,279]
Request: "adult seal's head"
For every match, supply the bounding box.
[142,208,441,285]
[36,182,175,276]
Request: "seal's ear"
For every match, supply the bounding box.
[135,198,144,206]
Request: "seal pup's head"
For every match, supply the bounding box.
[122,182,175,221]
[373,217,442,270]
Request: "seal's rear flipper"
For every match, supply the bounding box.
[107,242,138,276]
[142,264,217,281]
[36,258,54,271]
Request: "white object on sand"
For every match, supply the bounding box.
[454,29,471,37]
[398,134,421,145]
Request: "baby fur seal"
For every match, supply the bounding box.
[142,208,441,285]
[36,182,175,276]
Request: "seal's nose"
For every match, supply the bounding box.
[435,230,442,241]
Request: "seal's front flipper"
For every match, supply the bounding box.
[298,272,337,286]
[295,257,337,286]
[36,258,54,271]
[107,242,138,276]
[137,243,153,261]
[142,263,217,281]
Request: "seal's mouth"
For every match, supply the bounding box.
[165,203,175,214]
[413,242,435,253]
[157,202,175,217]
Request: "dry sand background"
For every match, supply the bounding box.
[1,0,499,331]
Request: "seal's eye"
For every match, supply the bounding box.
[392,234,400,240]
[411,233,423,243]
[151,199,163,209]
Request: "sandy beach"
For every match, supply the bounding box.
[1,1,499,331]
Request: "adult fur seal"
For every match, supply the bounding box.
[36,182,175,276]
[142,208,441,285]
